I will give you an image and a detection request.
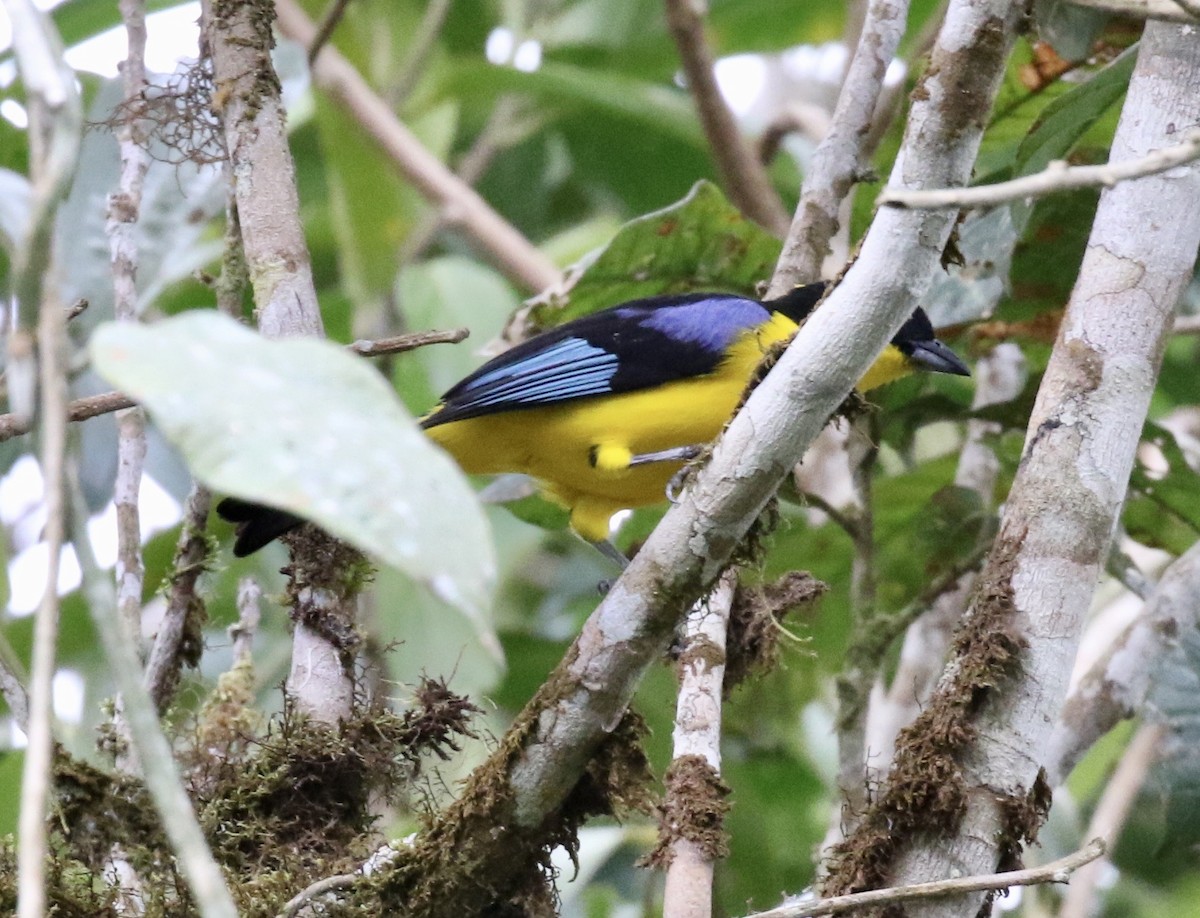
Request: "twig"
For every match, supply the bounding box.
[273,0,560,295]
[278,843,403,917]
[144,485,212,712]
[7,0,81,913]
[232,578,261,662]
[1059,725,1165,918]
[862,343,1025,781]
[0,392,136,442]
[108,0,151,663]
[663,0,789,236]
[305,0,352,65]
[202,0,323,339]
[348,326,468,356]
[833,416,879,831]
[770,0,913,293]
[397,95,531,268]
[0,328,468,444]
[390,0,452,105]
[660,574,735,918]
[879,128,1200,210]
[203,0,356,726]
[746,839,1106,918]
[1069,0,1200,21]
[68,472,239,918]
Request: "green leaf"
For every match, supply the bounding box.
[533,180,781,326]
[442,58,702,147]
[1009,44,1135,232]
[89,311,495,622]
[1126,423,1200,554]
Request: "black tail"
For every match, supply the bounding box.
[215,497,306,557]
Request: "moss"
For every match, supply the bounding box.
[366,708,653,916]
[822,530,1031,903]
[725,572,826,692]
[641,755,731,868]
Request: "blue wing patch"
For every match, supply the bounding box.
[427,336,620,423]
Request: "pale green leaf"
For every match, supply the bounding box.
[89,311,495,622]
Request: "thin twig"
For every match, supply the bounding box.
[0,392,136,442]
[663,0,789,236]
[306,0,352,65]
[278,843,403,917]
[1060,726,1165,918]
[879,128,1200,210]
[390,0,452,105]
[232,578,261,662]
[1048,538,1200,785]
[397,95,531,268]
[1069,0,1200,21]
[348,326,468,356]
[0,328,468,444]
[108,0,151,663]
[144,485,212,712]
[746,839,1106,918]
[68,472,239,918]
[770,0,913,293]
[273,0,560,295]
[8,0,81,913]
[1173,314,1200,334]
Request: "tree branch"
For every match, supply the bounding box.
[746,839,1106,918]
[836,22,1200,916]
[144,485,212,712]
[660,574,735,917]
[1068,0,1200,21]
[273,0,561,295]
[108,0,151,662]
[5,1,80,914]
[1046,537,1200,785]
[663,0,789,236]
[0,328,468,444]
[879,128,1200,210]
[373,0,1025,908]
[864,343,1026,776]
[771,0,912,292]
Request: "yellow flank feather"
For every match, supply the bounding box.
[424,309,918,542]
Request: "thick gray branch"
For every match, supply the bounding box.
[884,22,1200,916]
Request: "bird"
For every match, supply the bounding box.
[217,281,969,561]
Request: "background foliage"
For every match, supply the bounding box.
[1,0,1199,914]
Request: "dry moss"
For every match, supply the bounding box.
[725,572,826,692]
[641,754,731,869]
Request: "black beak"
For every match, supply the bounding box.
[907,339,971,377]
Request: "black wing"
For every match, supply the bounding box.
[421,292,772,428]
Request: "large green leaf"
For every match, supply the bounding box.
[89,311,495,622]
[532,180,781,326]
[1008,43,1135,232]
